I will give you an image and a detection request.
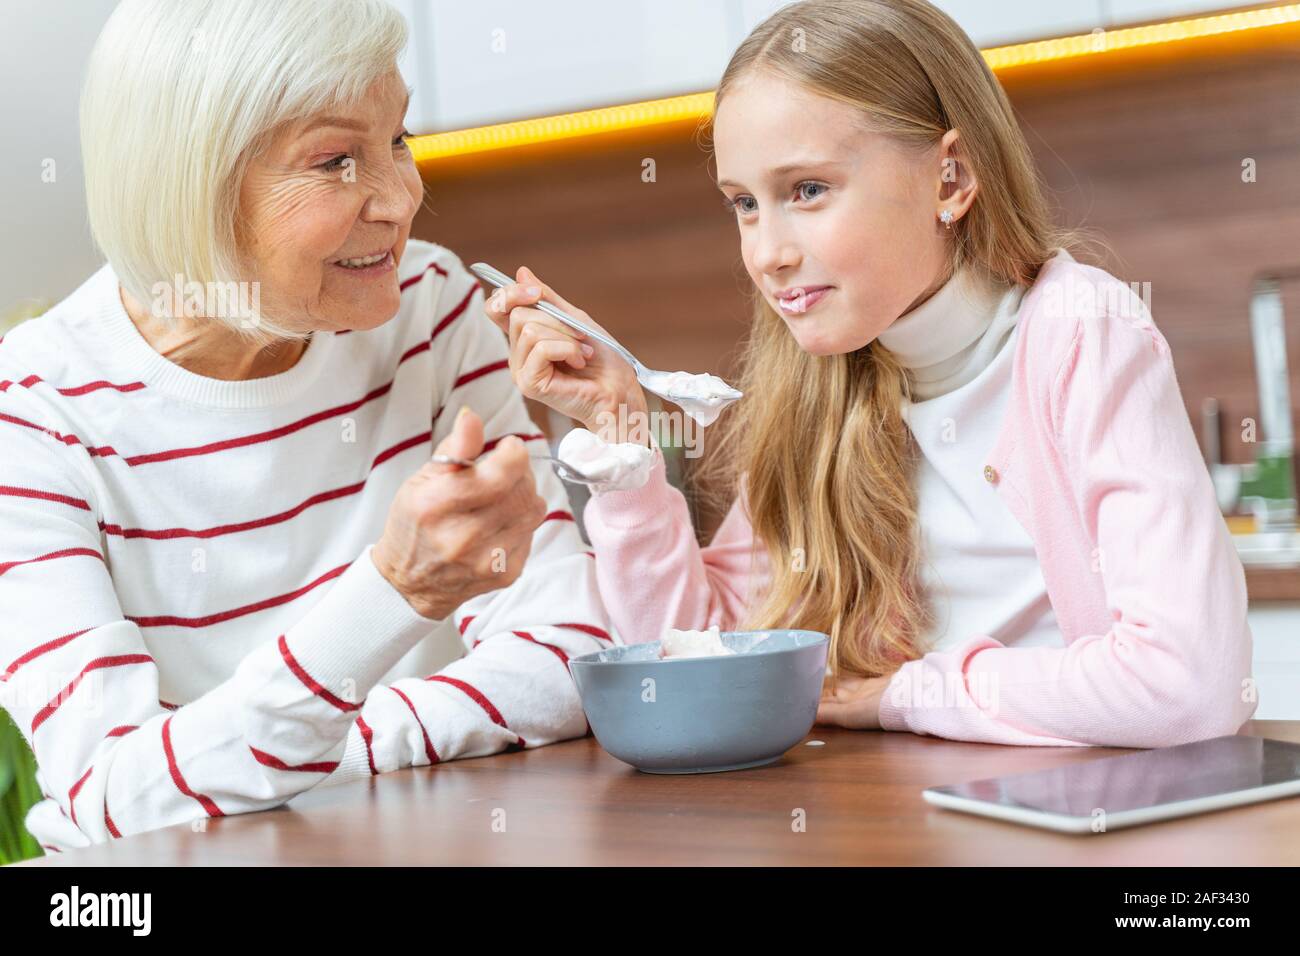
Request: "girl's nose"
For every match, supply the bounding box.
[751,221,802,275]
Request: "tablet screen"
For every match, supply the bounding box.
[928,736,1300,817]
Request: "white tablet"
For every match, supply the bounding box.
[922,735,1300,833]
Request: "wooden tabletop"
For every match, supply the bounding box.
[23,720,1300,866]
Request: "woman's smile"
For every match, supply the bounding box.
[330,248,397,278]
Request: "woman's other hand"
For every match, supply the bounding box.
[371,406,548,620]
[484,266,648,440]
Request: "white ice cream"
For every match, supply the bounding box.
[654,371,743,427]
[659,625,735,659]
[780,291,810,313]
[556,428,655,494]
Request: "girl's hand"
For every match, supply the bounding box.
[816,673,894,731]
[483,266,648,438]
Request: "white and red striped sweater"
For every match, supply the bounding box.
[0,240,615,853]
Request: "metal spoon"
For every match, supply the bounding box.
[469,262,743,423]
[430,452,602,487]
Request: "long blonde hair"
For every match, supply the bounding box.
[702,0,1092,679]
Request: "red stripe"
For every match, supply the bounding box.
[543,510,576,523]
[426,675,525,749]
[105,725,137,738]
[117,331,436,467]
[457,615,476,636]
[389,686,440,765]
[453,359,509,390]
[30,654,154,733]
[2,627,94,682]
[357,715,377,774]
[68,767,93,828]
[129,562,348,628]
[0,279,460,468]
[0,484,91,511]
[482,432,546,453]
[123,381,397,466]
[399,260,450,292]
[0,546,102,578]
[554,622,612,643]
[159,699,179,711]
[103,800,121,839]
[161,716,224,817]
[0,410,119,458]
[100,431,430,540]
[0,375,145,396]
[431,287,475,341]
[40,844,62,853]
[249,745,339,774]
[7,365,417,469]
[278,634,360,713]
[399,339,430,364]
[512,630,569,664]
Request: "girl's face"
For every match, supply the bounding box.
[713,71,966,356]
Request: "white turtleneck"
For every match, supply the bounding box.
[876,251,1074,652]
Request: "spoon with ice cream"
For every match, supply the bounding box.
[469,263,743,427]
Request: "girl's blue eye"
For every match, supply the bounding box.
[797,181,827,201]
[727,195,758,215]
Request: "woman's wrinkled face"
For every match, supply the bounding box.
[238,70,422,333]
[713,71,955,356]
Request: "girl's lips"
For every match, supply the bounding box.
[776,286,832,315]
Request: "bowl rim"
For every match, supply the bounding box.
[567,628,829,667]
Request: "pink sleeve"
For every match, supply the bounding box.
[581,448,771,644]
[878,308,1257,748]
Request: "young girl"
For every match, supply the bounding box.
[485,0,1256,749]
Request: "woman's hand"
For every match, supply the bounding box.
[815,673,894,731]
[483,266,648,440]
[371,406,548,620]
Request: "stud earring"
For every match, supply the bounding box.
[939,208,954,229]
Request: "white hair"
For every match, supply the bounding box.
[81,0,408,340]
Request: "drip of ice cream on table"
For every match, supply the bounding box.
[659,625,735,659]
[556,427,656,494]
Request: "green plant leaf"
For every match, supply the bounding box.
[0,711,42,864]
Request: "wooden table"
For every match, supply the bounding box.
[23,721,1300,866]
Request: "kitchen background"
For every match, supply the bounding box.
[2,0,1297,720]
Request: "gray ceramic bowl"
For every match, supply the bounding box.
[567,629,829,773]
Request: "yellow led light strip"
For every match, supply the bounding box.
[408,91,715,164]
[410,3,1300,162]
[982,1,1300,69]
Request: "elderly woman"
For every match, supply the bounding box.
[0,0,614,852]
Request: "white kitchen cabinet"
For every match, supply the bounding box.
[394,0,1275,134]
[396,0,742,133]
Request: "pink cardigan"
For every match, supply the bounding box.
[583,254,1257,748]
